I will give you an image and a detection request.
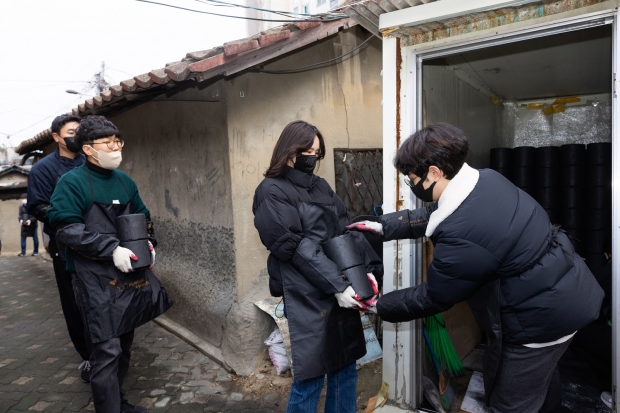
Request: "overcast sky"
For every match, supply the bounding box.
[0,0,250,147]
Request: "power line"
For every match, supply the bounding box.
[257,36,373,73]
[2,97,82,138]
[135,0,345,22]
[194,0,347,18]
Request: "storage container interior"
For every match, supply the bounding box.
[420,24,612,412]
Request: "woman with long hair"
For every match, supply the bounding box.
[252,120,382,413]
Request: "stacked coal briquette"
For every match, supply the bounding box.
[489,143,611,270]
[560,144,587,257]
[585,143,612,270]
[535,146,561,225]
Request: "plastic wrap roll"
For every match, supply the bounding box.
[586,209,611,231]
[117,214,148,242]
[512,167,536,188]
[535,146,560,168]
[512,146,536,167]
[535,187,560,210]
[119,239,151,269]
[586,142,612,165]
[560,208,585,229]
[561,187,586,209]
[490,148,513,169]
[560,144,586,166]
[586,186,612,210]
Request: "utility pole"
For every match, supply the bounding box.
[94,61,109,95]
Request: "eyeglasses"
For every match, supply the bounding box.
[404,173,426,189]
[87,139,124,149]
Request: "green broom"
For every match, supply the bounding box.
[425,314,465,377]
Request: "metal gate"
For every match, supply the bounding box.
[334,149,383,218]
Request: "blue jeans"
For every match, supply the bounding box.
[21,231,39,254]
[286,362,357,413]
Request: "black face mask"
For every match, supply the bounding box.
[410,173,436,202]
[294,154,318,175]
[62,136,81,153]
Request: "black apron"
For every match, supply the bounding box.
[72,169,173,343]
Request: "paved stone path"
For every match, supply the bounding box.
[0,256,293,413]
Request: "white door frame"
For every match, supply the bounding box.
[382,9,620,411]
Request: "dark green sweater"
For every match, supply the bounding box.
[48,162,150,271]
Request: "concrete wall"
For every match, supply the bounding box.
[223,26,383,373]
[109,92,236,351]
[106,25,383,374]
[0,199,23,254]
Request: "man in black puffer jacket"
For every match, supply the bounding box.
[349,123,603,413]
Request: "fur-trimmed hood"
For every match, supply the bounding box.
[426,163,479,237]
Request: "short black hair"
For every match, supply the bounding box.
[394,122,469,180]
[51,114,81,135]
[74,115,121,149]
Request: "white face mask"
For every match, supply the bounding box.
[88,146,122,170]
[22,199,27,204]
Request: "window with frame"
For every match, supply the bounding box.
[303,4,309,13]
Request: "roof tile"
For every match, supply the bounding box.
[101,90,113,101]
[93,96,103,106]
[72,108,79,116]
[110,85,124,97]
[223,39,259,56]
[257,29,291,46]
[188,53,237,73]
[85,99,94,109]
[149,68,170,85]
[293,21,322,30]
[133,73,153,89]
[186,47,224,61]
[165,62,191,82]
[120,79,137,92]
[78,103,86,112]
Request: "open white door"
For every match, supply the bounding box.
[611,13,620,413]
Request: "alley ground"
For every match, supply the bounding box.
[0,256,384,413]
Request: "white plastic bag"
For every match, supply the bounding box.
[264,326,290,375]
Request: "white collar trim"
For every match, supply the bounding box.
[425,163,479,237]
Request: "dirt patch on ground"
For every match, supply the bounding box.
[228,348,384,411]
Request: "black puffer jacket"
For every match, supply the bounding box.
[376,167,603,400]
[253,167,383,380]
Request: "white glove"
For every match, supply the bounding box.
[112,246,138,273]
[25,220,31,226]
[346,220,383,236]
[19,220,23,225]
[335,286,360,309]
[148,241,156,269]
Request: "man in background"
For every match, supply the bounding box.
[18,193,38,256]
[26,114,90,382]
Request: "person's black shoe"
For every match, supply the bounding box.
[121,399,148,413]
[17,253,25,257]
[79,360,91,383]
